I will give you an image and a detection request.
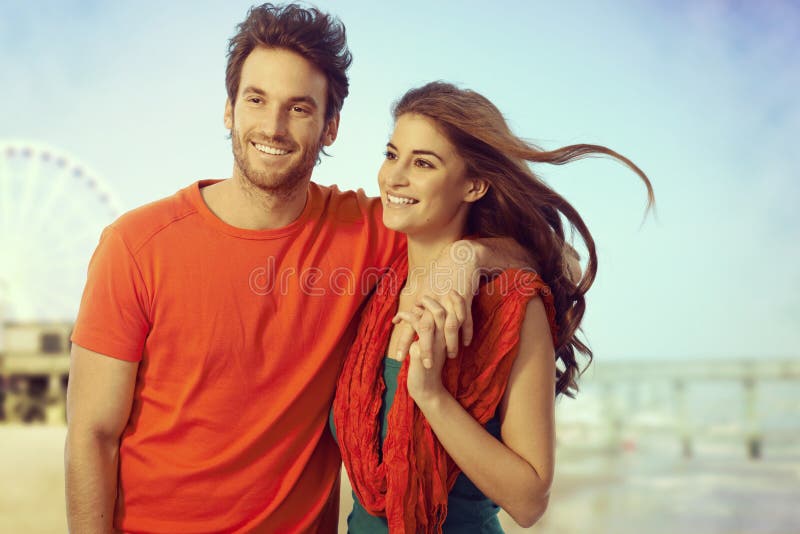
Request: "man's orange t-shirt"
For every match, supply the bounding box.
[71,180,404,533]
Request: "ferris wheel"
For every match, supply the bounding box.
[0,140,122,322]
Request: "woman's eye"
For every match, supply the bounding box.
[414,158,433,168]
[384,151,397,160]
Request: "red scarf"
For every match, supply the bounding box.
[333,254,558,533]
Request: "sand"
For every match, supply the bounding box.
[3,425,796,533]
[0,425,543,533]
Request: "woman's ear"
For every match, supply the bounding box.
[464,178,489,203]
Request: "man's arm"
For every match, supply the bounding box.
[65,344,138,534]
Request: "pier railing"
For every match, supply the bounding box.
[563,358,800,459]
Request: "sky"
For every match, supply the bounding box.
[1,0,798,360]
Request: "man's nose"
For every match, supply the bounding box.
[259,105,289,139]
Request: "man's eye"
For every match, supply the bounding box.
[248,97,262,104]
[292,106,309,114]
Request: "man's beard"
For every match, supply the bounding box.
[231,128,322,198]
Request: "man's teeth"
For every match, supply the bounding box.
[387,194,418,205]
[254,143,289,156]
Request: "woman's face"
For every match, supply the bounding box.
[378,113,484,239]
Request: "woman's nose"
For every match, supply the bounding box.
[384,164,409,187]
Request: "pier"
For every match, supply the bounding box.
[580,358,800,459]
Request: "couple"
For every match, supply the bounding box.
[65,3,654,534]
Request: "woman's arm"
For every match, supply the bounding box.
[403,297,556,528]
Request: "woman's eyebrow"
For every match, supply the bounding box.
[386,142,444,163]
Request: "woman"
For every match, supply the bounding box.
[331,82,655,533]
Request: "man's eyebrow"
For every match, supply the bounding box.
[241,86,266,96]
[386,142,445,163]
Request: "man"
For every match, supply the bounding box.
[65,4,531,533]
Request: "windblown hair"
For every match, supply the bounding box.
[226,3,352,120]
[393,82,655,397]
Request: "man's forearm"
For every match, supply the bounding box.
[469,237,536,273]
[65,430,120,533]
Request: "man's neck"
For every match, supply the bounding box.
[201,176,309,231]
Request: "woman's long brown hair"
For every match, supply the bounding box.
[393,82,655,397]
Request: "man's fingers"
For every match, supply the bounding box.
[392,319,416,360]
[439,296,461,358]
[394,311,420,326]
[462,296,475,347]
[419,296,449,360]
[414,309,436,367]
[408,341,432,370]
[418,296,447,330]
[392,306,423,325]
[444,293,466,358]
[448,292,466,325]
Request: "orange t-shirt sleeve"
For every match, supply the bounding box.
[71,226,151,362]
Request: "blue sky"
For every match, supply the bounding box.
[1,0,798,360]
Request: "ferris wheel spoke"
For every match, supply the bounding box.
[0,155,12,241]
[15,241,89,277]
[16,153,43,229]
[48,184,116,246]
[25,164,75,238]
[46,227,106,260]
[17,259,81,299]
[20,277,78,319]
[72,200,115,241]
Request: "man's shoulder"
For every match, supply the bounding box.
[108,182,199,254]
[312,182,381,224]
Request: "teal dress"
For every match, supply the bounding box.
[329,357,505,533]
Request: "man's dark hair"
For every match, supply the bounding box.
[226,3,352,121]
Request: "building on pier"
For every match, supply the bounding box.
[0,322,71,424]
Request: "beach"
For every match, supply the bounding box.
[3,423,798,533]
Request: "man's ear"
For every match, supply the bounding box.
[224,99,233,130]
[464,178,490,203]
[322,113,340,147]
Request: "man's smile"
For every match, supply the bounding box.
[252,142,291,156]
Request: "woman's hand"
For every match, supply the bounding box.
[392,296,451,405]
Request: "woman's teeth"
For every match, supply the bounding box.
[387,193,418,205]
